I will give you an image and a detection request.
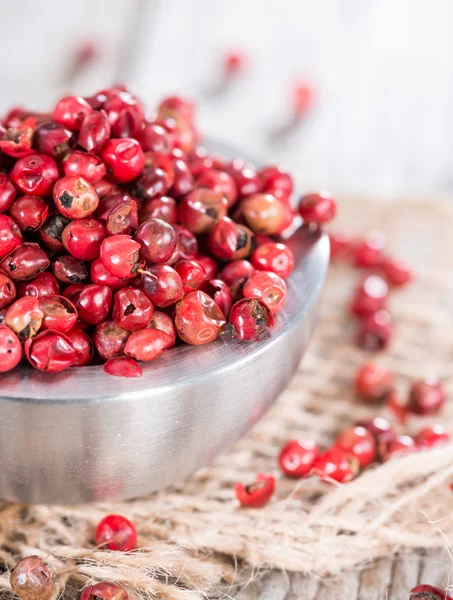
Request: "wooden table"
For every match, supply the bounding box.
[236,550,450,599]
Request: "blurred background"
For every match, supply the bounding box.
[1,0,453,197]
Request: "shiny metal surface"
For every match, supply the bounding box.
[0,142,330,504]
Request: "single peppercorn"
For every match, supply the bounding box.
[0,324,22,372]
[94,514,137,551]
[278,439,319,478]
[354,362,394,404]
[10,556,53,600]
[24,330,76,372]
[229,297,274,342]
[407,378,446,416]
[235,473,275,508]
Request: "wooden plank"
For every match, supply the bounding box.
[286,572,320,600]
[316,570,360,600]
[236,570,290,600]
[357,558,393,600]
[388,553,421,599]
[419,549,452,593]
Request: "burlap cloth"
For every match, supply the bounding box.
[0,196,452,600]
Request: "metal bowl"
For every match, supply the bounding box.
[0,143,329,504]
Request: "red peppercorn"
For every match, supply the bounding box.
[381,255,413,286]
[385,390,407,424]
[353,230,385,268]
[24,330,76,372]
[356,310,393,352]
[11,154,59,196]
[208,217,254,261]
[179,188,229,234]
[62,150,106,183]
[384,434,416,461]
[197,169,238,208]
[90,258,128,290]
[96,192,131,222]
[0,173,17,212]
[416,424,450,448]
[328,230,351,262]
[140,264,184,307]
[351,275,388,317]
[243,271,287,314]
[354,362,394,403]
[39,295,78,333]
[174,259,206,294]
[223,51,246,75]
[174,225,198,260]
[312,447,358,483]
[219,261,254,290]
[112,287,154,331]
[81,583,127,600]
[65,327,93,366]
[10,556,53,600]
[39,214,70,252]
[140,196,177,225]
[241,193,285,235]
[78,110,111,154]
[259,165,293,203]
[125,327,172,361]
[138,122,173,154]
[53,175,99,219]
[407,378,446,416]
[335,426,376,469]
[293,83,314,116]
[52,95,93,131]
[0,118,35,158]
[133,164,174,202]
[0,273,16,309]
[149,311,176,347]
[135,218,177,264]
[9,195,48,232]
[4,296,44,339]
[225,159,261,198]
[62,283,85,303]
[94,514,137,551]
[0,214,22,259]
[0,324,22,372]
[278,439,319,478]
[196,255,218,280]
[1,243,50,280]
[33,121,74,159]
[409,585,452,600]
[229,297,274,342]
[158,95,195,122]
[171,156,194,197]
[106,198,138,236]
[298,192,336,225]
[93,320,130,360]
[200,279,232,317]
[251,242,294,280]
[75,284,112,325]
[175,290,226,345]
[104,356,142,378]
[52,255,89,285]
[101,138,145,183]
[104,91,144,138]
[100,234,142,279]
[61,218,105,261]
[235,473,275,508]
[356,416,395,457]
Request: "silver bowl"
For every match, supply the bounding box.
[0,142,329,504]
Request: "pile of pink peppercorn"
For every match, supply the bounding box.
[0,87,336,377]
